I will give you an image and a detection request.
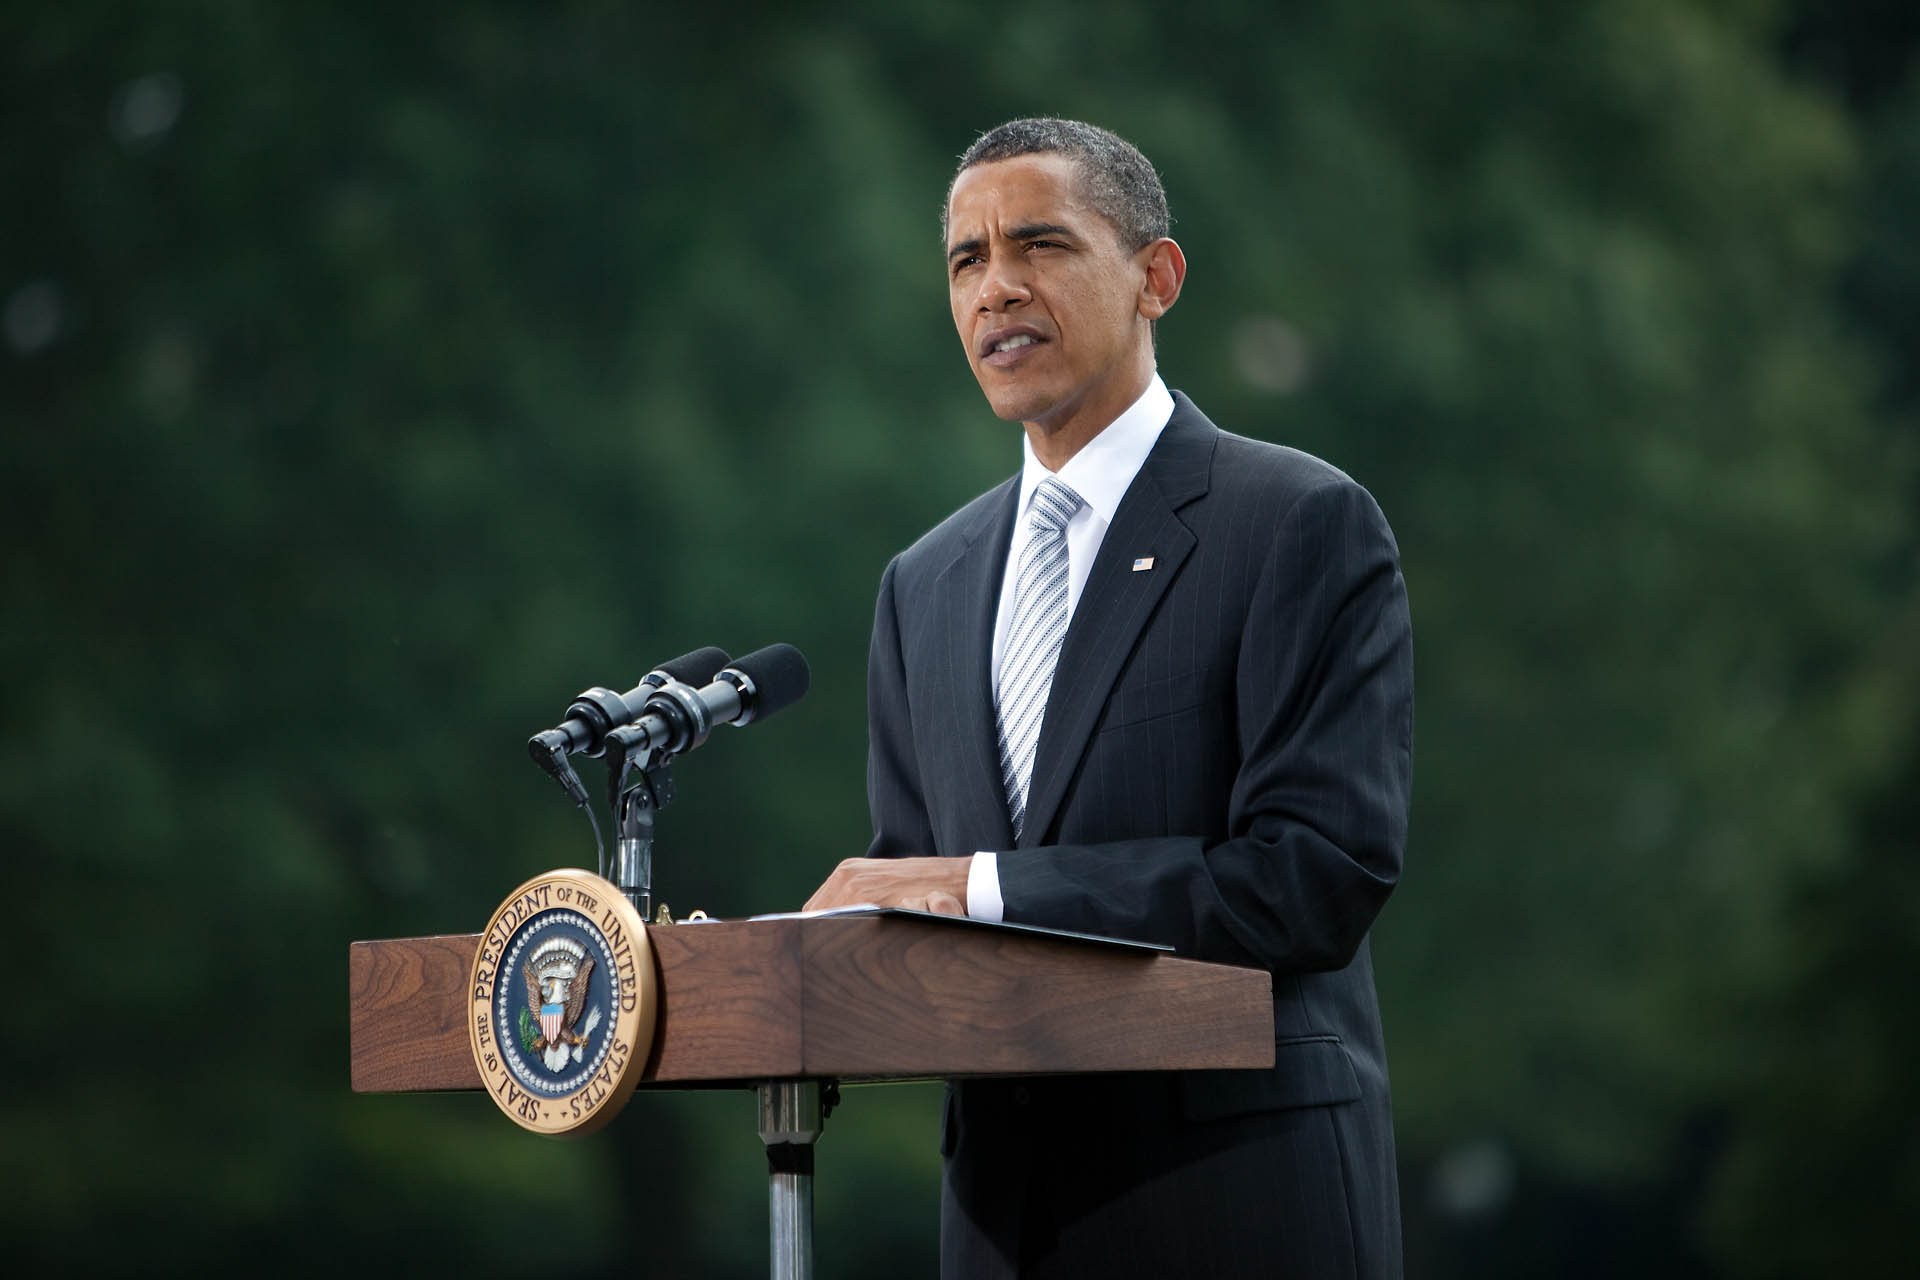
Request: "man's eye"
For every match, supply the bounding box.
[951,256,982,275]
[1025,240,1063,251]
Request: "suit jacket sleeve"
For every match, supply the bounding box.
[866,553,940,861]
[995,477,1412,976]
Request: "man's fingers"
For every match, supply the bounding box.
[803,858,865,912]
[925,890,964,916]
[899,890,963,915]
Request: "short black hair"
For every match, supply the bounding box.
[945,118,1170,251]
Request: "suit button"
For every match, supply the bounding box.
[1012,1086,1030,1106]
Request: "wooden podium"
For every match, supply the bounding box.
[350,911,1275,1276]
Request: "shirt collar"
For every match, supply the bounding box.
[1015,374,1175,524]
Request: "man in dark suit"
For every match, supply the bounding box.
[805,118,1412,1279]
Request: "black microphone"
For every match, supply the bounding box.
[528,646,731,803]
[603,643,811,764]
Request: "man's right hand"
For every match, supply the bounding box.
[802,856,968,915]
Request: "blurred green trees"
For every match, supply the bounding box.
[4,1,1913,1275]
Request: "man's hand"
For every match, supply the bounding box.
[803,856,969,915]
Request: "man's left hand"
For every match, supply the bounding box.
[803,856,969,915]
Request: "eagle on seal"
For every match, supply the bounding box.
[523,941,596,1052]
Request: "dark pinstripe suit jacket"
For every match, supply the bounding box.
[867,393,1412,1278]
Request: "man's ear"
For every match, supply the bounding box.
[1138,237,1187,320]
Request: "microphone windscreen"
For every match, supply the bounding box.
[727,643,811,721]
[654,645,731,687]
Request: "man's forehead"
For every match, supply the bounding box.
[946,154,1099,237]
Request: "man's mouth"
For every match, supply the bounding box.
[981,328,1046,367]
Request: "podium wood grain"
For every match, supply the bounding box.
[350,916,1273,1093]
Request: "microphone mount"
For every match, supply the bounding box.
[527,646,731,816]
[528,643,810,924]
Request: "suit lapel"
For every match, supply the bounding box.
[928,477,1020,852]
[1020,397,1217,848]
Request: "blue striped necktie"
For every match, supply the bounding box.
[996,477,1084,841]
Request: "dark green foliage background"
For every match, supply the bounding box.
[5,2,1915,1275]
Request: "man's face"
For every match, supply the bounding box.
[946,153,1152,432]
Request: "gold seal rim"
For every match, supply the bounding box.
[467,867,657,1138]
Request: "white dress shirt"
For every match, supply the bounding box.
[967,374,1175,921]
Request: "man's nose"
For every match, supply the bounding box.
[977,255,1032,312]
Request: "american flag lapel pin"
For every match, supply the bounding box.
[1132,556,1155,572]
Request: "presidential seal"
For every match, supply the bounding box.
[468,868,657,1136]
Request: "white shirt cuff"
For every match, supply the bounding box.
[966,851,1005,922]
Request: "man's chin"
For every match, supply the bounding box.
[975,382,1057,426]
